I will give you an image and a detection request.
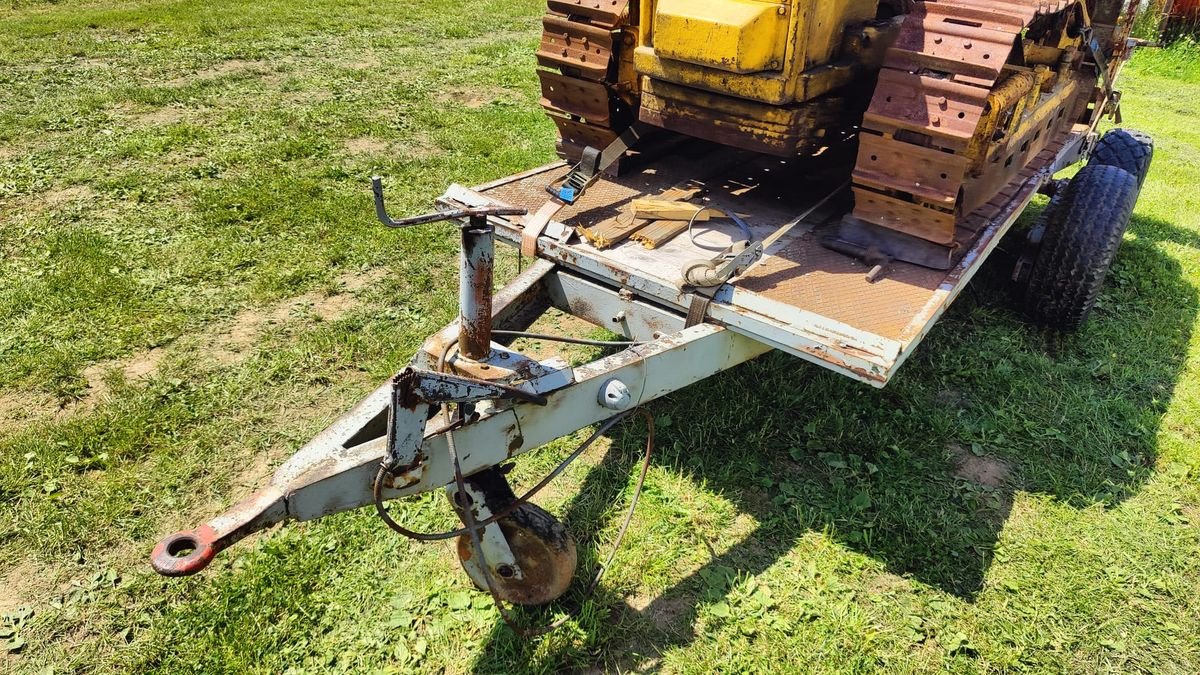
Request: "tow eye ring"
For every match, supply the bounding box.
[151,524,221,577]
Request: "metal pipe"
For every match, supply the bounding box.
[459,214,495,360]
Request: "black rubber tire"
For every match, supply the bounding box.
[1089,128,1154,190]
[1022,164,1139,330]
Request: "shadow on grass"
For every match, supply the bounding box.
[471,212,1197,673]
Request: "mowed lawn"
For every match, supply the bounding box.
[1,1,1198,672]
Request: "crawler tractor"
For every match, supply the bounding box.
[540,0,1144,264]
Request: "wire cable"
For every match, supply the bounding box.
[372,409,655,637]
[372,412,629,541]
[491,330,645,347]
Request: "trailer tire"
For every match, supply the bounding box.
[1089,128,1154,190]
[1021,164,1138,330]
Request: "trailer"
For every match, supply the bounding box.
[148,105,1152,627]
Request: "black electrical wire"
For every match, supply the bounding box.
[373,325,656,635]
[490,330,646,347]
[372,412,629,541]
[453,409,655,637]
[371,409,656,637]
[435,331,643,376]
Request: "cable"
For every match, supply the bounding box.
[435,332,642,377]
[372,412,630,541]
[582,408,654,595]
[687,207,754,252]
[491,330,645,347]
[372,408,656,637]
[455,409,655,637]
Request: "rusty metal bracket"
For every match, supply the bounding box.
[386,367,546,472]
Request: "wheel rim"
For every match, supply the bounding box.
[456,503,578,606]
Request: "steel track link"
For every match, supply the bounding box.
[536,0,636,164]
[850,0,1073,245]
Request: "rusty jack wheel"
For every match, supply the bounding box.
[456,502,577,606]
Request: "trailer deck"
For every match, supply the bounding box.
[441,124,1090,386]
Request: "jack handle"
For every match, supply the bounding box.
[372,176,526,227]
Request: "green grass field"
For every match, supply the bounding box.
[1,1,1198,673]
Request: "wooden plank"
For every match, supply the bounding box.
[579,185,702,249]
[631,219,690,249]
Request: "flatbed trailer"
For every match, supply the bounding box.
[447,125,1090,387]
[150,119,1133,624]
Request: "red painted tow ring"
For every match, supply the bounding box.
[151,525,221,576]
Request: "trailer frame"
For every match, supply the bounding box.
[150,122,1098,611]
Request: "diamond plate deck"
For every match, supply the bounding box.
[453,130,1087,386]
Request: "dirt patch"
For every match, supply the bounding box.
[934,388,967,409]
[194,58,257,79]
[510,310,602,363]
[0,268,386,425]
[627,593,693,633]
[284,88,334,106]
[81,347,166,402]
[0,145,21,163]
[437,86,513,109]
[75,57,112,70]
[0,557,67,616]
[210,268,388,365]
[0,390,60,433]
[167,59,260,86]
[1181,503,1199,527]
[863,572,909,598]
[38,185,96,210]
[949,443,1011,488]
[398,132,444,162]
[0,348,165,430]
[230,444,278,492]
[135,106,190,126]
[344,55,381,70]
[343,137,389,156]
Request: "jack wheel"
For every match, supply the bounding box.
[456,502,577,606]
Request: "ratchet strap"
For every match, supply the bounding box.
[685,289,717,328]
[521,201,565,258]
[681,181,850,327]
[521,124,646,258]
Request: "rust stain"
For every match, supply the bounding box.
[507,433,524,456]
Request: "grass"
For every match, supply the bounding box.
[0,1,1198,672]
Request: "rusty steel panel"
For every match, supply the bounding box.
[888,4,1025,80]
[854,133,970,206]
[862,70,989,151]
[547,0,630,27]
[851,0,1089,245]
[852,187,958,245]
[537,14,615,80]
[548,114,619,160]
[735,230,949,342]
[453,127,1087,379]
[538,70,614,124]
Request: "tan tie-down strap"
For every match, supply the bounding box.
[521,200,566,258]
